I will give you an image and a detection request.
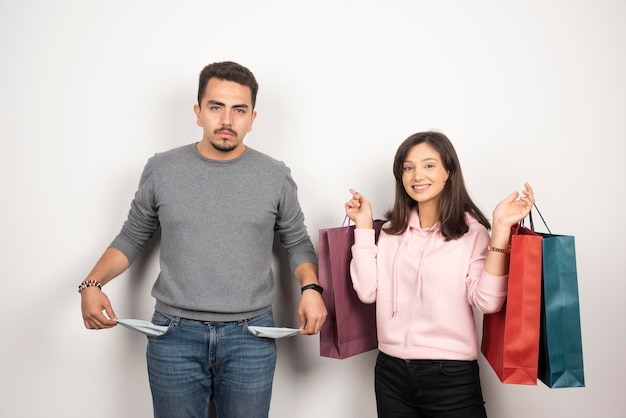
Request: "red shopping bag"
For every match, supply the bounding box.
[481,223,543,384]
[319,219,384,359]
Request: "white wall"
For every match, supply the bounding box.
[1,1,624,417]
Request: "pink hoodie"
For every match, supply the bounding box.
[350,211,508,360]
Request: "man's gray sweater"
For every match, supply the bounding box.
[110,144,317,321]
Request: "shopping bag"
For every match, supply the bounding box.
[481,222,543,384]
[319,218,385,359]
[533,206,585,388]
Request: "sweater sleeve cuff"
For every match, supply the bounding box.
[109,234,140,265]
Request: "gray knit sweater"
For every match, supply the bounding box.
[110,144,317,321]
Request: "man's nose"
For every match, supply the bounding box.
[220,111,231,126]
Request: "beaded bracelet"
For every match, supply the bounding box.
[301,283,324,295]
[78,280,103,294]
[488,245,511,255]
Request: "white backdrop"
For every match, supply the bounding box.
[1,1,625,417]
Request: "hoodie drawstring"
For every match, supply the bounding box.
[390,222,439,318]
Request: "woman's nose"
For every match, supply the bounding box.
[412,168,424,180]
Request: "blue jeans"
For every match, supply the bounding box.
[375,351,487,418]
[147,310,277,418]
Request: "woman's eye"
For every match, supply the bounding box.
[403,166,413,172]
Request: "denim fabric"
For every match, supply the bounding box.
[147,310,277,418]
[375,351,487,418]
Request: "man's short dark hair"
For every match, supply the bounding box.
[197,61,259,109]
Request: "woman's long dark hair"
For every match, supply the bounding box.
[384,131,490,240]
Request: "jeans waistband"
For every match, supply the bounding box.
[181,317,251,326]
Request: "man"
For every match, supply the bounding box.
[79,61,327,418]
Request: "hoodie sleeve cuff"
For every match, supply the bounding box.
[480,270,508,295]
[353,227,377,249]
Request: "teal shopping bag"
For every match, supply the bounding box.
[533,206,585,388]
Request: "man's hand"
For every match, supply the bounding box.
[298,290,327,335]
[81,287,118,330]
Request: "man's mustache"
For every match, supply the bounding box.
[214,127,237,136]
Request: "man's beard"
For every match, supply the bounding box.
[211,127,239,153]
[210,140,238,153]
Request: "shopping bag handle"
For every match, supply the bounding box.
[527,203,552,234]
[342,215,377,233]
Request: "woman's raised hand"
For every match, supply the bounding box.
[492,182,535,231]
[345,189,374,229]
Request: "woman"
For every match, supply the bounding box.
[345,131,534,417]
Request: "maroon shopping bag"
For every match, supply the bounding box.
[481,223,543,384]
[319,219,384,359]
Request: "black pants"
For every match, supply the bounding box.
[375,352,487,418]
